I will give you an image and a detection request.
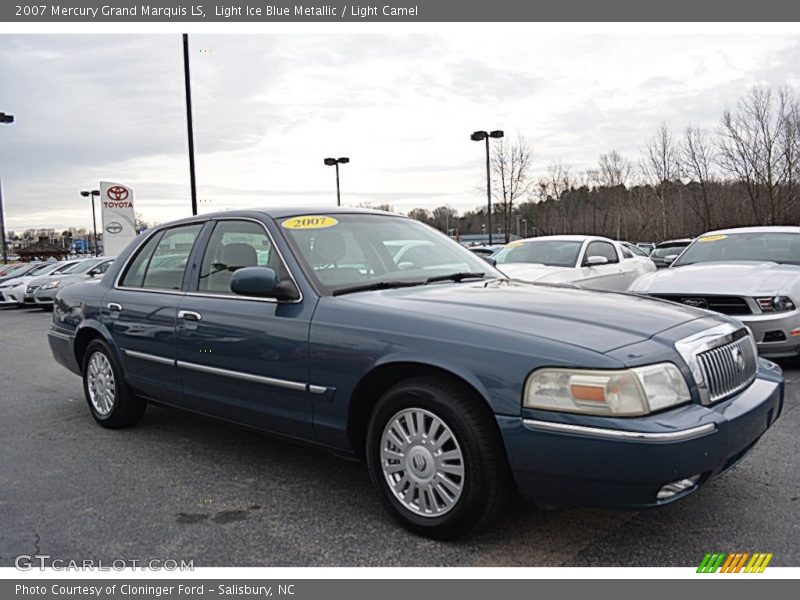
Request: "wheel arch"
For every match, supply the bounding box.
[73,321,118,374]
[347,361,500,457]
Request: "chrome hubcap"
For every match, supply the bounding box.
[87,351,116,416]
[380,408,465,518]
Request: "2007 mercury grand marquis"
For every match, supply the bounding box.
[47,208,784,538]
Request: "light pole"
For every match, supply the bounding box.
[81,190,101,256]
[0,112,14,264]
[183,34,198,216]
[324,157,349,206]
[470,130,504,245]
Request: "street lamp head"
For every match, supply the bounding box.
[324,158,337,166]
[0,112,14,125]
[91,190,100,196]
[489,130,504,139]
[470,131,488,142]
[337,157,350,164]
[80,190,91,198]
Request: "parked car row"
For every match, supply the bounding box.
[39,208,784,539]
[0,257,115,309]
[485,226,800,359]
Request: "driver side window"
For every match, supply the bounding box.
[197,220,277,294]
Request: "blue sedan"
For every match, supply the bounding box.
[47,208,784,538]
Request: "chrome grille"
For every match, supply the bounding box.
[696,333,757,404]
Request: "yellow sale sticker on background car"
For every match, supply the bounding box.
[698,234,727,242]
[282,215,339,230]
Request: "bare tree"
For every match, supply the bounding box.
[718,86,799,224]
[598,150,632,239]
[680,125,716,231]
[641,124,679,238]
[492,134,533,242]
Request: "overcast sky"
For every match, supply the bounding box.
[0,32,799,231]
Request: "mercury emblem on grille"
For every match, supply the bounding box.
[732,347,746,373]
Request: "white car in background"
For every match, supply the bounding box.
[0,261,76,307]
[494,235,656,291]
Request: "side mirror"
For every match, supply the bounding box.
[664,254,679,264]
[88,268,100,277]
[230,266,279,298]
[481,256,497,267]
[585,255,609,266]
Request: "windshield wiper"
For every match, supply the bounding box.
[332,280,427,296]
[425,272,487,284]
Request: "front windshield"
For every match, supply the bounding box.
[673,232,800,267]
[65,258,104,274]
[493,240,582,267]
[278,213,501,294]
[28,263,56,275]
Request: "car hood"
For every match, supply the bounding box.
[339,280,713,354]
[630,261,800,296]
[496,263,576,283]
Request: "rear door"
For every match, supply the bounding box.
[175,218,315,439]
[104,222,204,402]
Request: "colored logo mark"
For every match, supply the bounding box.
[697,552,773,573]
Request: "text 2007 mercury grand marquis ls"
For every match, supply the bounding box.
[47,208,784,538]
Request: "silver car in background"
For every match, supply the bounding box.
[629,226,800,358]
[33,257,115,309]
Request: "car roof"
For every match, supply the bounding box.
[655,238,693,245]
[157,207,401,227]
[699,226,800,236]
[515,235,613,243]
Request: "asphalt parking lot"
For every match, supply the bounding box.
[1,306,798,567]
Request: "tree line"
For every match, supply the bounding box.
[405,85,800,243]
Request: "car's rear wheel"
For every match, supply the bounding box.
[82,339,146,428]
[365,376,509,539]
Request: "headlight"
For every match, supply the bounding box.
[523,363,691,416]
[756,296,795,312]
[42,280,62,290]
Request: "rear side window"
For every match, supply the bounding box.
[584,241,619,264]
[120,224,202,290]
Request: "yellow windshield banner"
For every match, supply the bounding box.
[281,215,339,230]
[698,234,727,242]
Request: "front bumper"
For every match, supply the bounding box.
[498,362,783,508]
[0,288,23,305]
[738,311,800,358]
[34,288,57,304]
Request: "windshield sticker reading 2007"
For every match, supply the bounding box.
[281,216,339,230]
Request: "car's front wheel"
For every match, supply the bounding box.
[82,339,146,428]
[365,376,509,539]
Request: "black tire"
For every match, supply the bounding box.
[365,376,510,539]
[82,339,146,429]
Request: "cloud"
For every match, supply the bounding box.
[1,32,799,229]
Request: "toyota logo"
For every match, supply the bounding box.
[732,347,746,373]
[681,298,708,309]
[107,186,129,201]
[105,221,123,234]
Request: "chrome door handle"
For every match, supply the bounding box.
[107,303,123,312]
[178,310,202,322]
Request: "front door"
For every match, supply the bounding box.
[579,240,626,291]
[175,218,315,439]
